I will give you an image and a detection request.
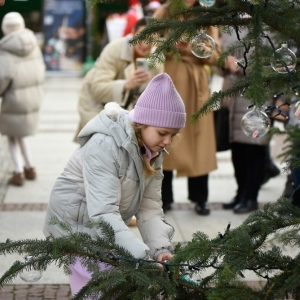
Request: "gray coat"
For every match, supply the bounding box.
[0,29,45,137]
[44,103,174,259]
[218,30,270,145]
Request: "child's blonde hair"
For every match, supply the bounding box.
[132,123,160,178]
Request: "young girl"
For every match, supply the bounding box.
[43,73,186,295]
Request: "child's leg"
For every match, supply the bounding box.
[69,258,111,297]
[18,137,36,179]
[69,258,92,296]
[7,136,23,173]
[17,137,34,169]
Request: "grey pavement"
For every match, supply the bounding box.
[0,75,288,294]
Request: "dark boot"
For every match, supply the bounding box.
[8,172,25,186]
[234,199,258,214]
[195,202,210,216]
[24,167,36,180]
[222,195,241,209]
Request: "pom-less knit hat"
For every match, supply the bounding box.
[1,12,25,36]
[129,73,186,129]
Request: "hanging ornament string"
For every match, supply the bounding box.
[234,26,251,76]
[264,91,290,120]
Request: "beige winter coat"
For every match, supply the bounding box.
[74,35,163,140]
[154,3,220,177]
[0,29,45,137]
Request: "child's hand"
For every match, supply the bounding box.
[156,252,173,262]
[156,252,173,268]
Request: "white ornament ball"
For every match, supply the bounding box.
[191,30,216,58]
[19,256,43,283]
[241,108,271,138]
[270,44,297,74]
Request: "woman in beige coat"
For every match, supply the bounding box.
[74,18,163,140]
[0,12,45,186]
[154,0,220,215]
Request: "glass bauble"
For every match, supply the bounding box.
[270,44,297,74]
[19,256,43,282]
[191,30,216,58]
[294,101,300,120]
[199,0,215,6]
[241,107,271,138]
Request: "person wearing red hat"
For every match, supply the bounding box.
[123,0,144,36]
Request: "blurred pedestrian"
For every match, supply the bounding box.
[123,0,144,37]
[153,0,221,215]
[218,29,272,213]
[0,12,45,186]
[43,73,186,296]
[74,17,163,140]
[144,0,162,17]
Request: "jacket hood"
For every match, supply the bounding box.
[78,103,132,147]
[0,29,36,56]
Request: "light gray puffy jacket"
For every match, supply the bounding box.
[43,103,174,259]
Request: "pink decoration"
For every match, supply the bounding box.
[252,130,259,138]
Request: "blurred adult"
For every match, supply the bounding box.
[0,12,45,186]
[123,0,144,37]
[74,17,163,140]
[218,30,271,213]
[0,0,4,6]
[153,0,221,215]
[144,0,162,17]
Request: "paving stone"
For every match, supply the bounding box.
[0,293,13,300]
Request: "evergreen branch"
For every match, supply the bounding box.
[191,78,249,121]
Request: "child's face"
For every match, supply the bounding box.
[141,126,180,152]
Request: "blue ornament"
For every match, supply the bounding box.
[199,0,215,7]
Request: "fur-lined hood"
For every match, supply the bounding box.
[77,102,132,147]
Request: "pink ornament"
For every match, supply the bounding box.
[252,130,259,138]
[294,106,300,119]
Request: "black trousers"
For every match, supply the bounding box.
[162,170,208,206]
[231,142,267,201]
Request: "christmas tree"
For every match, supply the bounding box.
[2,0,300,299]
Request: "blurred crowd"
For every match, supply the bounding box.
[1,0,298,218]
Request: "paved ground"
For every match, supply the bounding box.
[0,75,289,299]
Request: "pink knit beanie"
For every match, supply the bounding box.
[129,73,186,129]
